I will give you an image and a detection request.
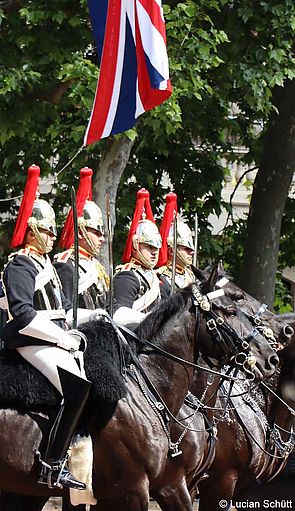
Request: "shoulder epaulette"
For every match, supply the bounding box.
[115,262,132,273]
[156,265,168,275]
[8,247,31,261]
[54,249,73,263]
[157,266,172,278]
[115,261,143,274]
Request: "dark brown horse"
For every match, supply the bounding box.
[193,264,294,345]
[0,278,281,511]
[136,268,282,511]
[196,314,295,511]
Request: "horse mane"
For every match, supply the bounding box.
[135,285,193,342]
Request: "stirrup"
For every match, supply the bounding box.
[36,450,55,489]
[36,451,86,490]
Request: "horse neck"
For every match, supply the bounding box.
[268,367,295,435]
[139,309,197,415]
[190,357,222,420]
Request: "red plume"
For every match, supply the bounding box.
[11,165,40,248]
[157,192,178,267]
[59,167,93,249]
[122,188,155,263]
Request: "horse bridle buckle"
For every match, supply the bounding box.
[262,327,274,339]
[207,318,217,331]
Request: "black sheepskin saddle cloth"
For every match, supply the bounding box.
[0,319,128,413]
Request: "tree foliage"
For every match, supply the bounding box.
[0,0,294,306]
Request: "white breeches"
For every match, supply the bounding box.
[17,345,86,395]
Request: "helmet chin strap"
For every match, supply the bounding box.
[176,247,190,268]
[79,222,100,256]
[132,237,155,270]
[28,220,50,254]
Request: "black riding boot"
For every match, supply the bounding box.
[37,367,92,490]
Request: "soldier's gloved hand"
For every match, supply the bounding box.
[68,330,88,352]
[90,308,109,321]
[57,331,81,352]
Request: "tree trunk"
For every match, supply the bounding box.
[92,135,134,269]
[240,80,295,307]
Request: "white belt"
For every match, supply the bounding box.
[132,280,160,312]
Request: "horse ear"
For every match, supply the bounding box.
[191,265,207,282]
[200,264,219,294]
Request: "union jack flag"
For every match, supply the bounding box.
[84,0,172,145]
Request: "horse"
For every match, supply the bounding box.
[147,267,283,511]
[0,276,280,511]
[196,314,295,511]
[148,267,294,511]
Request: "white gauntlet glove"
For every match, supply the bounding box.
[66,308,109,327]
[20,315,81,352]
[89,308,109,321]
[57,330,81,352]
[68,329,87,352]
[113,306,146,326]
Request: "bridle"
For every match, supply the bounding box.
[191,284,260,375]
[236,303,280,350]
[101,284,273,457]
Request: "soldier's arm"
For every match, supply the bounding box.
[112,271,146,326]
[54,260,74,303]
[3,255,38,329]
[113,271,140,309]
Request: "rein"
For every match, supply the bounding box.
[224,377,295,461]
[102,286,267,456]
[118,323,249,383]
[102,289,260,450]
[260,381,295,416]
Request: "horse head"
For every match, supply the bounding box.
[191,264,280,381]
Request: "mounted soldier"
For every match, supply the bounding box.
[0,165,91,491]
[54,167,109,317]
[113,188,162,326]
[157,192,195,299]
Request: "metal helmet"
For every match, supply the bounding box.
[79,200,104,234]
[133,219,162,249]
[122,188,161,266]
[132,218,162,269]
[59,167,105,255]
[167,220,194,250]
[78,200,104,256]
[28,199,57,237]
[11,164,57,253]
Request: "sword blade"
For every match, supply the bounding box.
[170,216,177,295]
[193,213,198,267]
[105,193,114,317]
[71,186,79,329]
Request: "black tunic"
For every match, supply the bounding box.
[1,253,70,350]
[54,252,109,311]
[113,262,160,313]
